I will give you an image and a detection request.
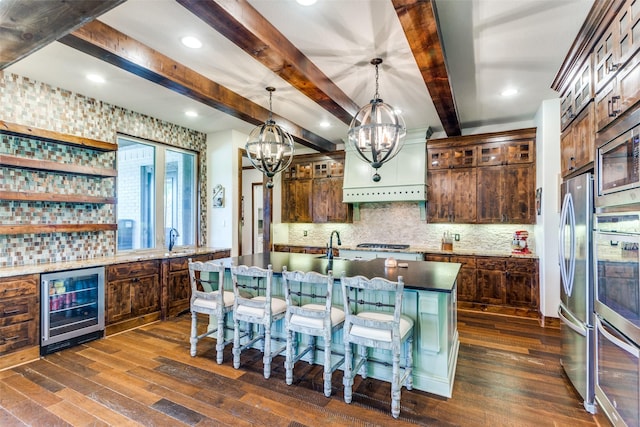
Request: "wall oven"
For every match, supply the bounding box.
[41,266,105,355]
[594,212,640,426]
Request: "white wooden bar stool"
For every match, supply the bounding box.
[281,267,345,397]
[230,264,287,379]
[340,274,414,419]
[188,259,235,364]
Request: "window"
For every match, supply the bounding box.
[116,136,197,251]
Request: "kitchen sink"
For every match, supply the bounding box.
[315,255,363,261]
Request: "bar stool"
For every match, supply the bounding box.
[188,259,235,364]
[340,273,414,419]
[281,267,345,397]
[230,264,287,379]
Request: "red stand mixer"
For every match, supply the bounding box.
[511,230,530,254]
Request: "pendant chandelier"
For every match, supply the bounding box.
[347,58,406,182]
[245,87,295,188]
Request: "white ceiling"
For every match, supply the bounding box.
[5,0,594,146]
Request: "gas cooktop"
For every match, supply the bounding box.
[356,243,410,250]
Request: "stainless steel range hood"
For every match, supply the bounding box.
[342,128,428,203]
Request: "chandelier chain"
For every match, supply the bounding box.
[374,62,380,100]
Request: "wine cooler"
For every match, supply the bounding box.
[41,266,105,355]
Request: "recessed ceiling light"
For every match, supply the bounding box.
[320,121,330,128]
[297,0,317,5]
[185,110,198,117]
[181,36,202,49]
[501,88,518,97]
[86,74,105,83]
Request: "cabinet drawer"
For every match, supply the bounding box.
[0,274,38,299]
[506,259,537,274]
[424,254,452,263]
[107,260,159,278]
[0,321,35,353]
[451,256,476,268]
[476,258,506,270]
[170,254,220,271]
[0,295,38,326]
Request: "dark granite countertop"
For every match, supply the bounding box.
[218,252,461,293]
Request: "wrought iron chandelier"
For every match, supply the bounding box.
[245,87,295,188]
[347,58,406,182]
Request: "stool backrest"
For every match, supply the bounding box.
[188,259,225,303]
[340,274,405,345]
[282,267,334,329]
[230,264,274,317]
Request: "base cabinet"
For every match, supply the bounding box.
[426,253,539,318]
[106,260,160,333]
[0,274,39,366]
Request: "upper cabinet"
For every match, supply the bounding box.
[554,0,640,179]
[427,128,536,225]
[281,152,351,224]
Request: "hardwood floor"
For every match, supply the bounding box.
[0,310,612,426]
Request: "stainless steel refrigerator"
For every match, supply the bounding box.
[558,172,595,414]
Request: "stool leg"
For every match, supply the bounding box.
[233,317,241,369]
[215,311,225,365]
[406,335,414,391]
[323,336,332,397]
[358,345,368,379]
[343,342,353,404]
[263,322,272,379]
[190,311,198,357]
[391,346,401,419]
[285,327,294,385]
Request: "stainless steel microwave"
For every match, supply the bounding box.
[596,123,640,207]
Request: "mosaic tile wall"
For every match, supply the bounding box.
[283,202,536,254]
[0,71,208,267]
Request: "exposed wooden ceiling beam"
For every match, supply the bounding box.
[392,0,461,137]
[58,20,336,152]
[176,0,359,126]
[0,0,126,70]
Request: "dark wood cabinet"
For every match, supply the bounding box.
[425,253,539,318]
[282,152,351,223]
[560,102,595,177]
[477,163,535,224]
[428,129,535,225]
[428,168,477,223]
[282,179,313,223]
[425,254,476,302]
[506,258,539,309]
[106,260,160,332]
[0,274,39,366]
[476,257,506,305]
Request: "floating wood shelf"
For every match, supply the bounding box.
[0,223,117,235]
[0,120,117,152]
[0,154,117,177]
[0,191,116,204]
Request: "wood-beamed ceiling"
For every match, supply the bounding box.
[1,0,462,144]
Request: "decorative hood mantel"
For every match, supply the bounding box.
[342,128,428,203]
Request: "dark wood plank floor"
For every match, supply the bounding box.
[0,310,612,426]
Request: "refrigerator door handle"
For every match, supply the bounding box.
[558,304,587,337]
[559,192,576,297]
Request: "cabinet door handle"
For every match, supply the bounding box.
[2,308,20,315]
[612,95,621,116]
[608,62,620,73]
[608,99,614,117]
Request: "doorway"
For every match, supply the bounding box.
[239,149,266,255]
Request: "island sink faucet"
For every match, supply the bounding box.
[327,230,341,260]
[168,227,180,252]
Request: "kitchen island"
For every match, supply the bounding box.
[217,252,461,398]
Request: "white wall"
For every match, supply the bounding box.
[534,98,562,319]
[207,129,249,255]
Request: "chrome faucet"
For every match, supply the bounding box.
[168,227,179,252]
[327,230,341,260]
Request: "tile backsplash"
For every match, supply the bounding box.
[0,71,207,267]
[279,201,535,254]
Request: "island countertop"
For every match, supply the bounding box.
[217,252,461,293]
